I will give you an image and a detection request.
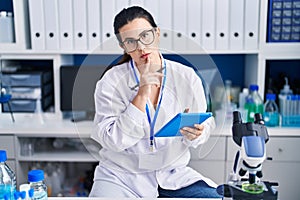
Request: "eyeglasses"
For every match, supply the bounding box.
[121,28,156,53]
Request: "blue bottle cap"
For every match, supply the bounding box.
[266,93,276,101]
[20,191,26,199]
[28,169,45,182]
[249,84,259,91]
[0,150,7,162]
[14,191,20,199]
[29,189,34,198]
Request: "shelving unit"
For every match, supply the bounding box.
[0,0,299,199]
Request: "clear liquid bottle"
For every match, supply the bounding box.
[264,93,279,127]
[0,150,16,200]
[279,77,293,116]
[28,170,47,200]
[244,84,264,122]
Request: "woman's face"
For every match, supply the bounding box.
[118,18,160,66]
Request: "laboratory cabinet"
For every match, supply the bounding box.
[189,136,227,185]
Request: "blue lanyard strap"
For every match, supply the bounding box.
[130,58,167,151]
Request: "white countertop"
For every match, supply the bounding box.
[0,113,299,137]
[48,198,222,200]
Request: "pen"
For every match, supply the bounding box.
[183,108,190,113]
[130,67,166,90]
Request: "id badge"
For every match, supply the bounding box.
[139,152,163,170]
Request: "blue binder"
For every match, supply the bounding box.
[155,112,212,137]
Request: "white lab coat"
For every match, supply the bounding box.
[91,58,217,197]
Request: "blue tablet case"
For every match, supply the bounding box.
[155,112,212,137]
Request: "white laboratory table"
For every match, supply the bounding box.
[1,112,300,137]
[48,198,222,200]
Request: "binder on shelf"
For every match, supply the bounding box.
[144,0,159,24]
[187,0,202,51]
[73,0,88,50]
[129,0,144,7]
[101,0,117,51]
[28,0,46,50]
[87,0,101,51]
[159,0,173,51]
[115,0,129,13]
[244,0,259,50]
[58,0,73,51]
[229,0,244,50]
[215,0,229,50]
[173,0,187,51]
[202,0,216,50]
[43,0,59,50]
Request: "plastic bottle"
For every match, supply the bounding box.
[264,94,279,127]
[28,170,47,200]
[244,84,264,122]
[225,80,232,104]
[239,88,249,109]
[0,150,16,200]
[19,183,34,200]
[278,77,293,116]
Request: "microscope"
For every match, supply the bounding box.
[217,111,278,200]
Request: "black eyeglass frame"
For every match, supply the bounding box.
[120,28,157,53]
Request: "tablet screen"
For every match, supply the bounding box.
[155,112,212,137]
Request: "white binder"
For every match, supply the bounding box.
[202,0,216,50]
[216,0,229,50]
[73,0,88,50]
[87,0,101,51]
[43,0,59,50]
[244,0,260,50]
[159,0,173,52]
[129,0,144,7]
[173,0,187,51]
[115,0,129,13]
[101,0,116,51]
[144,0,159,24]
[229,0,244,50]
[28,0,45,50]
[187,0,202,51]
[58,0,73,51]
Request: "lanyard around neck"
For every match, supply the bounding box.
[130,58,167,151]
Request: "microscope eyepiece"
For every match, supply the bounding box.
[254,113,264,124]
[233,111,242,124]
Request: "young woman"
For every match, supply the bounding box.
[90,6,222,198]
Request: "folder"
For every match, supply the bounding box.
[187,0,202,51]
[73,0,88,50]
[129,0,144,7]
[28,0,45,50]
[58,0,73,50]
[144,0,159,23]
[229,0,244,50]
[202,0,216,50]
[216,0,229,50]
[173,0,187,51]
[101,0,117,51]
[159,0,173,51]
[43,0,59,50]
[244,0,260,50]
[87,0,101,51]
[115,0,129,13]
